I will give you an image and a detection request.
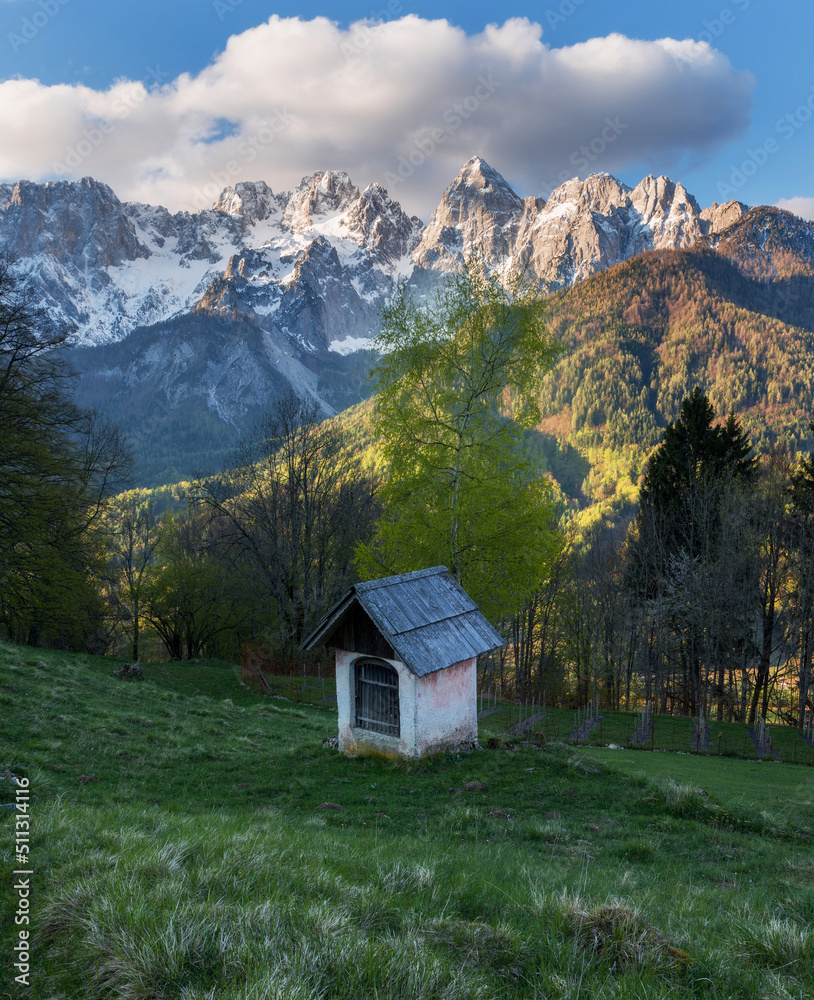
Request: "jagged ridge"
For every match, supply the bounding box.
[2,157,814,486]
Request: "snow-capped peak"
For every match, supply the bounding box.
[212,181,283,225]
[283,170,360,230]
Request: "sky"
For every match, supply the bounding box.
[0,0,811,221]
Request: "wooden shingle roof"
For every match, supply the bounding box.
[300,566,504,677]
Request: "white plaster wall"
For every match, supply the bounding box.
[414,657,478,755]
[334,650,477,758]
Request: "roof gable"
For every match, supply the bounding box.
[301,566,504,677]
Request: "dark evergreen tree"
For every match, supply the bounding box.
[639,386,756,548]
[789,423,814,727]
[628,387,757,714]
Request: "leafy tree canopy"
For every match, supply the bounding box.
[357,260,562,621]
[0,258,130,647]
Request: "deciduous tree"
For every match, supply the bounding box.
[357,260,562,620]
[0,258,130,647]
[194,393,378,654]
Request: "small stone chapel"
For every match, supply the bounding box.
[301,566,504,758]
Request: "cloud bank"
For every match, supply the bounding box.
[0,16,755,217]
[775,197,814,222]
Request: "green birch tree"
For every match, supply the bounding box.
[356,261,562,620]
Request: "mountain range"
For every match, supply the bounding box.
[2,157,813,487]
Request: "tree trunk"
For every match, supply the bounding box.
[799,633,812,728]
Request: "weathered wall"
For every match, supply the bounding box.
[414,657,477,755]
[335,650,476,758]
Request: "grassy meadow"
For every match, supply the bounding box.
[1,643,813,999]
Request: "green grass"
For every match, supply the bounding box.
[580,747,814,827]
[1,642,813,999]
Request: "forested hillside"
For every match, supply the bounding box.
[6,216,814,728]
[533,238,814,508]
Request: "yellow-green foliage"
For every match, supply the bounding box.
[356,261,562,618]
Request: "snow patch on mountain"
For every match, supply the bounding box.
[0,162,766,355]
[9,159,809,486]
[329,336,375,355]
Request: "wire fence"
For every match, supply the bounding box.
[239,656,814,763]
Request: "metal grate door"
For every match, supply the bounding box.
[355,660,400,736]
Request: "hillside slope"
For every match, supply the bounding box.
[135,211,814,511]
[5,161,798,486]
[1,642,811,999]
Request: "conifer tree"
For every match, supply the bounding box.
[639,387,756,543]
[630,387,756,714]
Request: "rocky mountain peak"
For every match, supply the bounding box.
[345,183,424,265]
[7,162,814,489]
[413,156,524,270]
[3,176,149,268]
[432,156,524,222]
[699,200,749,235]
[212,181,282,225]
[9,174,118,209]
[701,205,814,279]
[629,175,700,220]
[283,170,360,230]
[625,174,705,249]
[544,173,631,215]
[0,164,769,355]
[455,156,522,202]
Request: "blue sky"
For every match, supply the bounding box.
[0,0,811,219]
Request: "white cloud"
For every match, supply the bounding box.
[0,16,755,217]
[775,197,814,222]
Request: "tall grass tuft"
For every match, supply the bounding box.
[737,916,814,971]
[645,778,707,818]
